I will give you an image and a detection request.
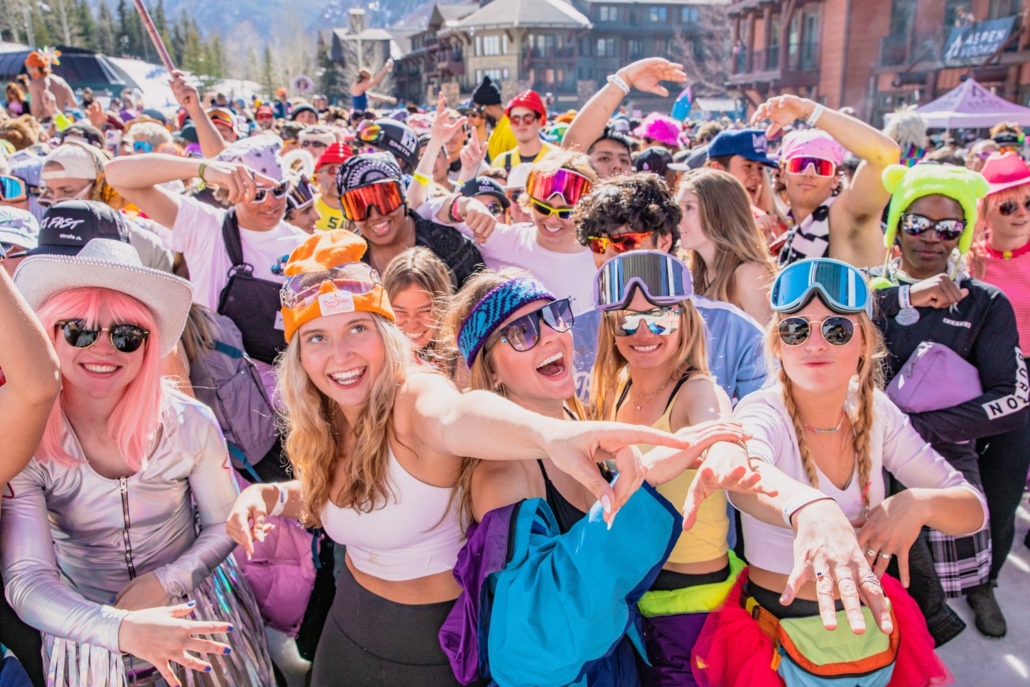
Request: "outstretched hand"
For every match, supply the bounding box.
[616,58,687,97]
[751,95,814,138]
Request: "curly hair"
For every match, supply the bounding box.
[573,173,682,250]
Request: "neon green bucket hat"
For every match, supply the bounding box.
[881,163,989,256]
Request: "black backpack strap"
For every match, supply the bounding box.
[504,151,513,173]
[221,208,246,268]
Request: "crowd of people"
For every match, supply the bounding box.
[0,46,1027,687]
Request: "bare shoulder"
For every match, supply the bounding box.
[733,260,773,285]
[670,373,732,429]
[470,459,539,522]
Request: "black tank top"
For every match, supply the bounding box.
[536,459,587,535]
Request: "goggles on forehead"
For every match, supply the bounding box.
[526,168,593,206]
[280,263,381,310]
[341,180,404,222]
[0,175,40,202]
[593,250,693,311]
[770,258,870,315]
[357,122,383,144]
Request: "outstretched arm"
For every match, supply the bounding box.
[169,70,228,158]
[563,58,686,153]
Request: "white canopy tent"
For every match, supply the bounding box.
[885,78,1030,129]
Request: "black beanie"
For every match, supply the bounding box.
[472,76,502,107]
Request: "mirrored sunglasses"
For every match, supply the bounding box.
[587,231,654,255]
[784,156,837,178]
[608,305,681,337]
[899,213,965,241]
[341,181,404,221]
[58,319,150,353]
[778,316,855,347]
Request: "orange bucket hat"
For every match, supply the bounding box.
[280,230,395,343]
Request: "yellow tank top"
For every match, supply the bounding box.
[616,377,729,565]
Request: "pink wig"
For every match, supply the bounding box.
[36,287,164,471]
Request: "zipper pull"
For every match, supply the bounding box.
[120,477,127,494]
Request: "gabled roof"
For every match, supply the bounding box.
[436,3,479,24]
[456,0,590,30]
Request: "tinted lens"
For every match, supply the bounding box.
[900,214,965,240]
[770,258,868,314]
[0,176,26,201]
[997,198,1030,216]
[498,312,541,352]
[110,324,148,352]
[594,251,693,310]
[778,317,812,346]
[133,140,153,153]
[587,236,611,254]
[485,201,503,217]
[611,306,681,337]
[341,181,403,221]
[61,320,100,348]
[357,124,381,143]
[821,316,855,346]
[785,157,836,177]
[531,199,573,220]
[539,298,574,333]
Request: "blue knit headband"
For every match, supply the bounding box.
[458,277,555,367]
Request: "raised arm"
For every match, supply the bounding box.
[169,70,228,158]
[0,266,60,488]
[563,58,686,154]
[106,154,280,229]
[406,93,466,209]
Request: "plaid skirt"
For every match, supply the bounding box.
[927,527,992,597]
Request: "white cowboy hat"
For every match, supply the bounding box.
[13,238,193,356]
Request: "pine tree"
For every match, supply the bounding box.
[76,0,98,50]
[96,0,117,55]
[115,0,131,56]
[262,45,275,99]
[152,0,173,60]
[170,13,187,67]
[30,4,53,48]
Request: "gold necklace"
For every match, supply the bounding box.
[631,377,673,411]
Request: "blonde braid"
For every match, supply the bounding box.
[779,366,819,490]
[852,351,883,507]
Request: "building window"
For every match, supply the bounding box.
[502,34,509,54]
[503,68,510,79]
[649,6,667,22]
[475,36,482,56]
[596,38,616,57]
[680,7,698,23]
[483,35,501,56]
[654,38,666,55]
[629,39,643,58]
[599,5,618,22]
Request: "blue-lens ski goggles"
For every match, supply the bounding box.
[770,258,870,315]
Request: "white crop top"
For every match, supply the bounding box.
[733,385,988,576]
[320,446,464,581]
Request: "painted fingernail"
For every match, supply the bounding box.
[205,666,212,673]
[226,625,234,633]
[601,495,612,514]
[223,647,232,655]
[108,596,116,604]
[186,600,196,607]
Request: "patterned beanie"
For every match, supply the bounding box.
[457,276,555,367]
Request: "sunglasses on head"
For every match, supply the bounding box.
[509,113,539,126]
[784,156,837,178]
[57,319,150,353]
[280,262,381,309]
[998,197,1030,216]
[341,180,405,221]
[252,180,291,203]
[778,316,855,347]
[486,298,574,353]
[587,230,654,255]
[531,198,574,220]
[608,305,681,337]
[899,213,965,241]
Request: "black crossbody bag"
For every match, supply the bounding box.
[216,209,287,364]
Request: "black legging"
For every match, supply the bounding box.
[978,413,1030,581]
[0,578,45,687]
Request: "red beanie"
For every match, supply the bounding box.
[316,142,352,170]
[505,90,546,120]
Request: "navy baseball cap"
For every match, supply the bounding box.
[460,177,510,208]
[707,129,778,168]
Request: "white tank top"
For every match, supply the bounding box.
[320,446,464,581]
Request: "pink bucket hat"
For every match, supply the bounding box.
[980,152,1030,195]
[780,129,846,166]
[633,114,682,148]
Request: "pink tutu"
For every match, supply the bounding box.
[881,574,954,687]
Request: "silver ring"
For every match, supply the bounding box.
[865,548,877,557]
[836,575,855,584]
[860,573,882,587]
[879,553,891,560]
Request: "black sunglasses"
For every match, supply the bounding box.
[58,319,150,353]
[778,316,855,347]
[899,213,965,241]
[998,197,1030,216]
[486,299,574,353]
